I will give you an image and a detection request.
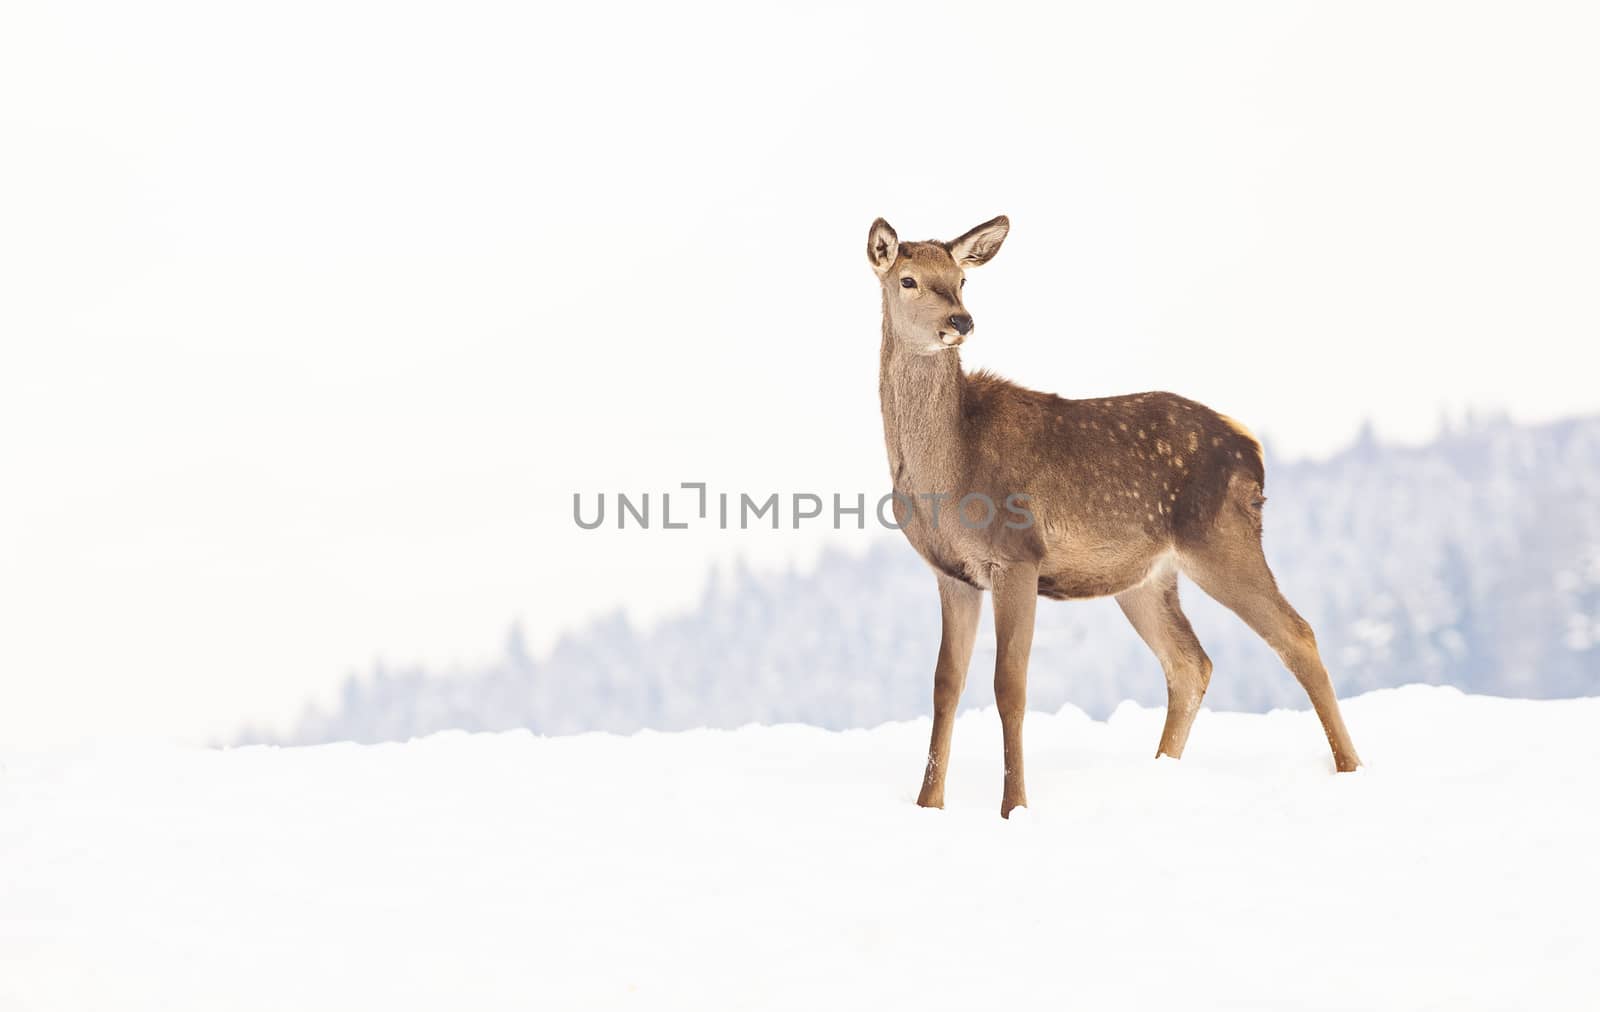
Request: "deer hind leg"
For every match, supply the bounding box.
[1180,498,1361,772]
[917,573,983,809]
[1116,564,1213,760]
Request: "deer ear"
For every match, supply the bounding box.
[949,215,1010,267]
[867,218,899,273]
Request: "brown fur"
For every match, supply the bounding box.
[868,216,1361,817]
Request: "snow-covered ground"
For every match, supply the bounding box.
[3,685,1596,1010]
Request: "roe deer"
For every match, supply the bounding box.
[868,215,1361,818]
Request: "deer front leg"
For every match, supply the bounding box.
[991,561,1039,818]
[917,574,983,809]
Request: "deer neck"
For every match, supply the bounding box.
[878,308,968,496]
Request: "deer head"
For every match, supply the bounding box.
[867,215,1010,354]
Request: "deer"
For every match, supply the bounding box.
[868,215,1361,818]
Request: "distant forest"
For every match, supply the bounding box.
[252,414,1600,745]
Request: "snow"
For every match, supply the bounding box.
[4,685,1597,1010]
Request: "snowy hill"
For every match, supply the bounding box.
[264,414,1600,745]
[6,688,1597,1010]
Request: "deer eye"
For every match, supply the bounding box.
[900,277,917,289]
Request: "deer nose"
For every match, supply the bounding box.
[949,314,973,335]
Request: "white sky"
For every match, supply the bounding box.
[3,1,1599,745]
